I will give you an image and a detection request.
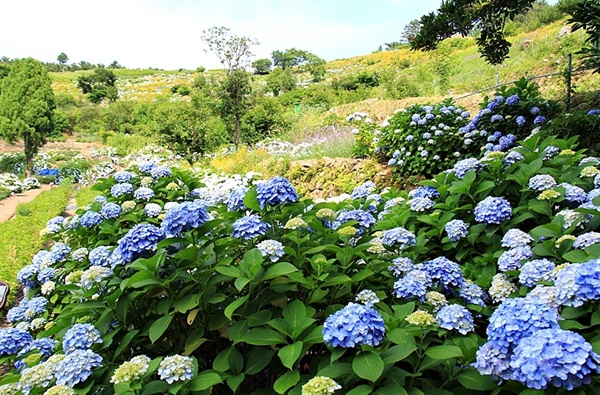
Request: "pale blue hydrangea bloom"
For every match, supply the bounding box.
[110,182,133,198]
[435,304,474,335]
[322,302,385,348]
[256,240,285,262]
[528,174,557,191]
[161,200,210,238]
[423,257,464,288]
[498,246,533,272]
[503,151,524,166]
[137,161,157,174]
[381,227,416,249]
[573,232,600,249]
[50,243,71,262]
[501,229,533,248]
[62,323,102,353]
[554,261,600,307]
[355,289,379,307]
[113,170,133,183]
[393,274,428,300]
[134,187,155,201]
[158,355,194,384]
[474,196,512,225]
[150,166,172,179]
[473,340,512,380]
[37,267,55,284]
[232,215,270,241]
[445,219,469,241]
[388,257,414,277]
[506,94,520,105]
[144,203,162,217]
[451,158,481,179]
[0,328,32,356]
[351,181,376,199]
[227,186,248,211]
[100,202,122,219]
[55,349,103,387]
[410,197,434,212]
[559,183,587,206]
[332,210,376,235]
[116,224,164,263]
[256,176,299,209]
[519,259,556,287]
[80,211,103,228]
[88,246,112,267]
[510,328,600,390]
[459,281,487,306]
[71,247,88,262]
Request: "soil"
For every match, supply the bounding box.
[0,137,103,157]
[0,185,52,222]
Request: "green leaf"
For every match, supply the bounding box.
[528,199,552,217]
[317,362,352,379]
[243,187,261,211]
[346,385,373,395]
[301,325,324,345]
[141,381,170,394]
[187,372,222,391]
[245,348,275,375]
[273,370,300,395]
[173,293,202,313]
[352,352,384,382]
[215,265,242,278]
[113,330,139,359]
[226,374,245,392]
[381,344,417,364]
[241,328,287,346]
[386,328,416,346]
[278,341,303,369]
[263,262,299,281]
[562,249,591,263]
[457,368,497,390]
[213,347,234,372]
[375,385,409,395]
[425,345,463,360]
[149,314,173,344]
[225,295,249,320]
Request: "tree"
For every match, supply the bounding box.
[265,67,296,96]
[252,58,272,75]
[57,52,69,71]
[108,60,122,69]
[569,0,600,73]
[411,0,537,65]
[155,100,227,166]
[77,68,118,103]
[401,19,421,43]
[0,58,55,174]
[201,26,259,73]
[271,48,326,81]
[202,26,258,148]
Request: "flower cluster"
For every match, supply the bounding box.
[256,240,285,262]
[256,176,299,209]
[116,224,165,263]
[381,227,416,249]
[436,304,474,335]
[445,219,469,241]
[322,303,385,348]
[160,201,210,238]
[474,196,512,224]
[157,355,193,384]
[232,215,270,241]
[301,376,342,395]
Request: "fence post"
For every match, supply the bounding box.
[566,53,573,111]
[495,72,499,87]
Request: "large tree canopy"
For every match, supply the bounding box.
[411,0,536,65]
[569,0,600,73]
[0,58,55,173]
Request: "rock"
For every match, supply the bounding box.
[521,40,532,50]
[557,25,572,39]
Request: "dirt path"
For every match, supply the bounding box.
[0,185,52,222]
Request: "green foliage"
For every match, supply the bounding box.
[265,67,296,96]
[241,96,291,144]
[569,0,600,73]
[201,26,259,73]
[0,58,55,172]
[252,58,272,75]
[77,68,118,103]
[412,0,538,65]
[539,109,600,151]
[218,70,252,148]
[504,1,565,36]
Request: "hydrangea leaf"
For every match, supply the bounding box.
[273,369,300,394]
[352,351,384,382]
[425,345,463,360]
[457,368,497,390]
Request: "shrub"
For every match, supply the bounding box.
[3,132,600,394]
[539,108,600,151]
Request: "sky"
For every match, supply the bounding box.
[1,0,452,70]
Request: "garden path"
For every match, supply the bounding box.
[0,185,51,222]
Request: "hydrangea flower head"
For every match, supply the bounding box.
[160,200,210,238]
[406,310,436,326]
[55,349,103,387]
[110,182,133,198]
[474,196,512,224]
[351,181,376,199]
[459,281,487,306]
[498,246,533,272]
[100,202,122,219]
[116,224,164,263]
[506,94,520,105]
[158,355,194,384]
[474,341,512,380]
[227,186,248,211]
[80,266,113,290]
[489,274,518,303]
[80,211,103,228]
[559,183,587,206]
[393,275,428,300]
[144,203,162,217]
[150,166,172,179]
[510,328,600,390]
[554,261,600,306]
[445,219,469,241]
[410,197,434,212]
[62,323,102,353]
[436,304,474,335]
[256,176,299,209]
[574,232,600,249]
[256,240,285,262]
[332,210,375,235]
[50,243,71,263]
[501,229,533,248]
[355,289,379,306]
[284,217,309,230]
[451,158,481,179]
[381,227,416,249]
[301,376,341,395]
[88,246,112,267]
[111,355,151,384]
[232,214,270,240]
[134,187,155,201]
[322,302,385,348]
[423,256,464,288]
[519,259,556,287]
[137,161,157,174]
[0,328,32,356]
[528,174,557,191]
[113,170,133,183]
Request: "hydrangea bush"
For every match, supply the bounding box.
[2,133,600,394]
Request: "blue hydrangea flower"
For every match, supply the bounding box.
[55,349,103,387]
[506,94,520,106]
[322,302,386,348]
[451,158,481,178]
[387,158,397,166]
[332,210,376,235]
[388,257,414,277]
[501,229,533,248]
[158,355,194,384]
[515,115,526,126]
[227,186,248,211]
[138,161,157,174]
[543,145,560,160]
[351,181,376,199]
[554,261,600,307]
[20,337,57,358]
[393,274,428,300]
[487,298,559,354]
[7,305,27,323]
[88,246,112,267]
[71,247,88,262]
[17,265,39,287]
[519,259,556,287]
[474,340,512,380]
[50,242,71,262]
[37,267,56,284]
[474,196,512,225]
[150,166,172,179]
[24,297,48,319]
[498,246,533,272]
[436,304,474,334]
[0,328,32,355]
[504,151,524,166]
[160,200,211,238]
[232,214,270,241]
[445,219,469,241]
[256,240,285,262]
[33,250,54,266]
[116,224,164,263]
[534,115,547,124]
[487,101,499,111]
[134,187,155,201]
[100,202,122,219]
[382,227,416,249]
[110,183,134,198]
[144,203,162,217]
[410,197,434,212]
[574,232,600,248]
[559,183,587,206]
[113,170,133,183]
[93,195,108,205]
[424,257,464,288]
[491,114,504,123]
[46,216,65,228]
[499,134,516,151]
[410,186,440,199]
[62,323,102,353]
[460,281,487,306]
[256,176,299,209]
[80,211,103,228]
[510,328,600,390]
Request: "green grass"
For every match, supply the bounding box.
[0,185,74,308]
[75,185,99,207]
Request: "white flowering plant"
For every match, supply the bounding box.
[3,131,600,394]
